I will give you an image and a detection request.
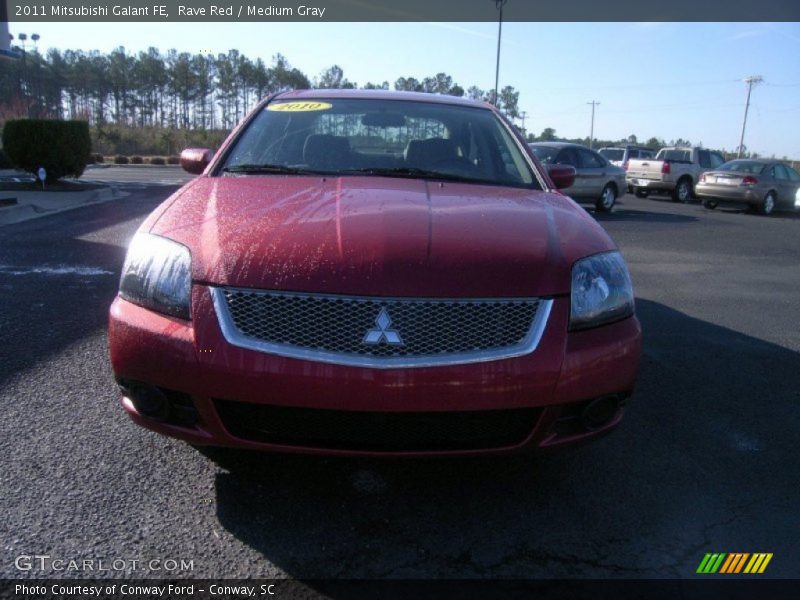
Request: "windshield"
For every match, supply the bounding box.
[717,161,766,174]
[599,148,625,161]
[222,98,537,188]
[529,145,560,165]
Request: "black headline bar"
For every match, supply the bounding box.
[4,0,800,22]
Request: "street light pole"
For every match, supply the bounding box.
[492,0,508,107]
[519,110,528,137]
[737,75,762,158]
[587,100,600,149]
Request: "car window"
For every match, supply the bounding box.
[698,150,712,168]
[530,145,560,165]
[554,148,579,167]
[718,161,765,174]
[657,149,690,162]
[709,153,725,168]
[772,164,790,181]
[577,148,604,169]
[599,148,624,161]
[786,166,800,182]
[642,150,655,159]
[223,98,537,188]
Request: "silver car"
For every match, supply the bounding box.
[696,159,800,216]
[529,142,627,212]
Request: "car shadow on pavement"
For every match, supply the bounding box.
[0,194,164,388]
[212,299,800,579]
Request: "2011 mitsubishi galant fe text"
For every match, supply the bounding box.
[108,90,642,457]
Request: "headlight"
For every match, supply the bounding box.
[119,233,192,319]
[570,251,634,330]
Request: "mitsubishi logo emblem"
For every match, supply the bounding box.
[363,308,404,346]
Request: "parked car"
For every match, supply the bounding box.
[696,159,800,215]
[528,142,627,212]
[626,146,725,202]
[109,90,641,459]
[598,145,655,168]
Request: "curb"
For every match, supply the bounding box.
[0,186,129,228]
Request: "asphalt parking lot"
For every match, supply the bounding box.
[1,173,798,579]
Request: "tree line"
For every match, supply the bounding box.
[0,46,522,132]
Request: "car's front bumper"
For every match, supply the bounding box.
[109,285,642,457]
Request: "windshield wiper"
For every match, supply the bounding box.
[340,166,483,184]
[222,164,313,175]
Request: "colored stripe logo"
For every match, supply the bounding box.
[697,553,773,574]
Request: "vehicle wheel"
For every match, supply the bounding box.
[760,191,776,216]
[596,184,616,212]
[702,199,718,209]
[673,178,693,203]
[634,188,649,198]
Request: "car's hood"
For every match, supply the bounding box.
[150,176,615,297]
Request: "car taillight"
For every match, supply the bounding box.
[623,161,629,171]
[741,176,758,186]
[661,162,671,174]
[700,173,706,183]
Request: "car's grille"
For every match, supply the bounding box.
[215,400,542,452]
[211,287,551,368]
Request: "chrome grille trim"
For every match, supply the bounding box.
[210,287,553,369]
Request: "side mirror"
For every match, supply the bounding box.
[180,148,213,175]
[546,164,576,190]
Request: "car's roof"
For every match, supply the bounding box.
[724,158,770,164]
[274,88,493,109]
[529,141,590,149]
[599,145,652,151]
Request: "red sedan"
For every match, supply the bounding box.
[109,90,641,457]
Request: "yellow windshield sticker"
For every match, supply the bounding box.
[267,101,333,112]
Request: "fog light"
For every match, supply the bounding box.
[581,396,621,431]
[124,382,170,420]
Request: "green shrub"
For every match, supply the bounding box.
[167,155,180,165]
[94,153,105,163]
[149,156,166,165]
[2,119,92,180]
[114,155,130,165]
[0,148,12,169]
[130,155,143,164]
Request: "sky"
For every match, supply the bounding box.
[9,21,800,158]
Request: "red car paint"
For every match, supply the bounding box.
[108,90,641,457]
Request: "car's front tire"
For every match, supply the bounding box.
[596,184,616,212]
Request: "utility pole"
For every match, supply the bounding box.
[492,0,508,107]
[587,101,600,149]
[737,75,763,158]
[519,110,528,137]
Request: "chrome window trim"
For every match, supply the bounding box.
[210,287,553,369]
